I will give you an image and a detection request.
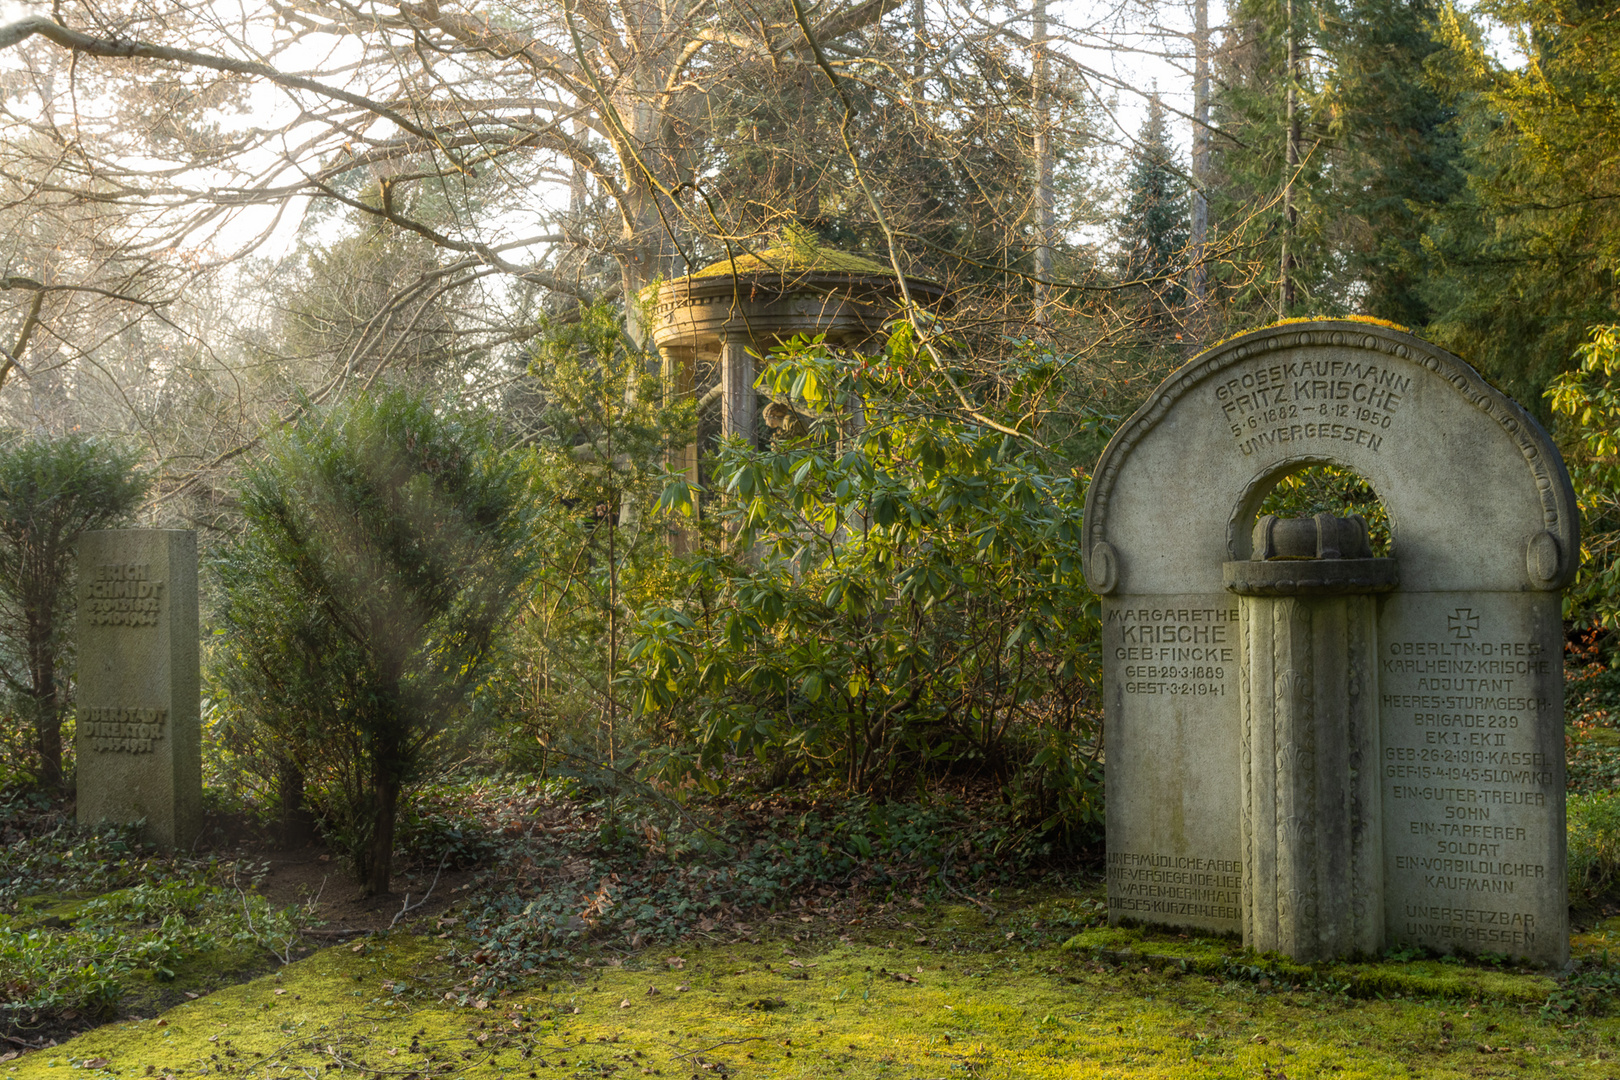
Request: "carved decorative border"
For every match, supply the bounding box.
[1081,321,1580,591]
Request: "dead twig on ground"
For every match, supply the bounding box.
[390,854,449,930]
[671,1036,770,1060]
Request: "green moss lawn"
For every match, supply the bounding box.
[12,895,1618,1080]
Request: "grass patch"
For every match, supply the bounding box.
[1570,791,1620,905]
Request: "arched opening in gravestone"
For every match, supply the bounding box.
[1252,462,1392,556]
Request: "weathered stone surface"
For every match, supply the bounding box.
[76,530,201,848]
[1238,591,1384,961]
[1228,516,1387,960]
[1376,590,1565,963]
[1084,321,1575,966]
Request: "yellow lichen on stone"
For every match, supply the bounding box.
[1186,315,1423,367]
[1270,315,1414,335]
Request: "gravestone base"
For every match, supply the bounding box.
[76,530,201,849]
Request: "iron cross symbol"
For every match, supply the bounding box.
[1447,608,1480,640]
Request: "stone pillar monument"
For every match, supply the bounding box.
[76,530,202,848]
[1225,513,1395,960]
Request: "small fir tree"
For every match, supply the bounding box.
[0,434,147,790]
[215,392,537,894]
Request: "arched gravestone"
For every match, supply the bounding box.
[1082,320,1578,966]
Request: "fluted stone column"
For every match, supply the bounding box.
[1225,513,1396,961]
[720,331,756,446]
[662,344,700,553]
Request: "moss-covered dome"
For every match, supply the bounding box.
[684,228,900,281]
[646,226,946,355]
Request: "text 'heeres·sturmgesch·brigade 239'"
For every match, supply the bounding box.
[1082,320,1577,967]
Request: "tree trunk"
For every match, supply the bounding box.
[29,620,60,791]
[1031,0,1053,325]
[617,83,683,349]
[366,748,400,895]
[913,0,925,80]
[1189,0,1210,327]
[1281,0,1300,313]
[277,757,316,847]
[33,692,60,791]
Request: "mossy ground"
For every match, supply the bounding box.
[13,896,1617,1080]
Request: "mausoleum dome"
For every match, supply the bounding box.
[646,229,946,354]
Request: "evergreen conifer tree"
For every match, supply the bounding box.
[1119,97,1190,337]
[1321,0,1463,329]
[0,435,146,790]
[1205,0,1462,331]
[1417,0,1620,406]
[1207,0,1327,323]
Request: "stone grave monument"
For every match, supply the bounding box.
[76,530,202,848]
[1082,320,1576,966]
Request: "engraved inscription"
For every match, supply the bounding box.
[1212,358,1410,456]
[1381,621,1555,950]
[1401,905,1539,950]
[1108,606,1238,696]
[83,563,165,627]
[1107,850,1241,920]
[81,706,168,754]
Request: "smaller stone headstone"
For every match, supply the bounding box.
[76,530,201,848]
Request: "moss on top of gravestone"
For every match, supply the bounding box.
[1272,314,1413,335]
[1192,314,1419,362]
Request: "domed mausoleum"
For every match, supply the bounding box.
[646,230,945,525]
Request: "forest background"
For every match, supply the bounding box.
[0,0,1612,959]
